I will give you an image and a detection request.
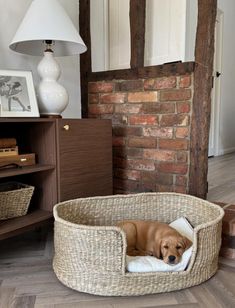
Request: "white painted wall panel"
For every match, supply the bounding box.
[145,0,187,66]
[109,0,130,70]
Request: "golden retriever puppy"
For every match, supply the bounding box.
[118,220,192,265]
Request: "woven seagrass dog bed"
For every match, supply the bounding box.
[53,193,224,296]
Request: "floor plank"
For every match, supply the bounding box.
[207,152,235,203]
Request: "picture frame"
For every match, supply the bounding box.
[0,69,39,117]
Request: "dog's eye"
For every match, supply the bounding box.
[176,246,182,250]
[163,245,168,249]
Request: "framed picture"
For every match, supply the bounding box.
[0,70,39,117]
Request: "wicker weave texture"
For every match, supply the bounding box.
[0,182,34,220]
[53,193,224,296]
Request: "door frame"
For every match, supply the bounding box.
[209,8,224,157]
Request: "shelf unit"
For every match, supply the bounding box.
[0,118,112,240]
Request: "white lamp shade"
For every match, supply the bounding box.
[9,0,87,56]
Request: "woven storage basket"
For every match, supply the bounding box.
[0,182,34,220]
[53,193,224,296]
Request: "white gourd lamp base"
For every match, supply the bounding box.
[37,41,69,117]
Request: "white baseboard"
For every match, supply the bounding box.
[218,147,235,156]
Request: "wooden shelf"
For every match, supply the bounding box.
[0,210,53,240]
[0,164,55,178]
[0,118,112,240]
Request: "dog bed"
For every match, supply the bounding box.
[53,193,224,296]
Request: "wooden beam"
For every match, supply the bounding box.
[189,0,217,199]
[88,62,195,82]
[79,0,91,118]
[129,0,146,68]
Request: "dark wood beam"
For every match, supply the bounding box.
[79,0,91,118]
[129,0,146,68]
[189,0,217,199]
[88,62,195,82]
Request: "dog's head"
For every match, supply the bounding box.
[152,234,192,265]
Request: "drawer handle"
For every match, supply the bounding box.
[63,124,70,131]
[20,158,27,162]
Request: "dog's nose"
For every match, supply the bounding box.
[168,255,176,263]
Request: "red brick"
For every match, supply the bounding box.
[126,148,143,158]
[127,159,155,171]
[159,139,188,150]
[115,168,141,181]
[128,137,156,148]
[179,75,191,88]
[88,82,114,93]
[220,247,235,259]
[174,186,187,194]
[159,103,175,114]
[156,185,173,192]
[176,151,188,163]
[113,157,127,168]
[88,104,113,115]
[140,182,156,192]
[143,127,173,138]
[177,102,191,113]
[115,104,141,114]
[158,163,188,174]
[88,94,99,104]
[160,89,191,101]
[141,171,157,183]
[114,179,140,192]
[143,149,175,162]
[114,147,143,160]
[222,211,235,235]
[160,114,189,127]
[100,93,126,104]
[117,80,144,92]
[113,146,126,158]
[129,115,158,125]
[225,204,235,211]
[213,202,228,208]
[175,175,187,186]
[144,77,176,90]
[175,127,189,138]
[113,126,143,137]
[155,173,173,185]
[111,115,128,125]
[128,91,158,103]
[112,137,126,146]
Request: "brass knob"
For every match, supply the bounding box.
[63,124,70,131]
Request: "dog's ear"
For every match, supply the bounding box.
[182,236,192,250]
[153,239,162,259]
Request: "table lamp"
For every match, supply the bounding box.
[9,0,87,117]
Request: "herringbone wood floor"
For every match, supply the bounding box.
[207,152,235,203]
[0,228,235,308]
[1,153,235,308]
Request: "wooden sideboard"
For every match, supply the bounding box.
[0,118,113,240]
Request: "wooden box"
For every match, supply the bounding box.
[0,153,36,168]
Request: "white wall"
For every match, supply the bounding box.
[145,0,187,66]
[185,0,197,61]
[217,0,235,154]
[0,0,81,118]
[91,0,197,71]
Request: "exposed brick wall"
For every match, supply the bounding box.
[88,74,193,194]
